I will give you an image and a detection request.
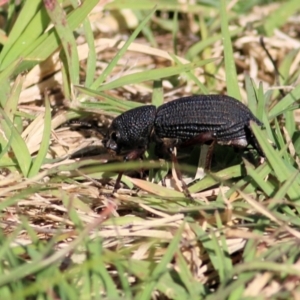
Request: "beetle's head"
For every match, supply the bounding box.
[102,105,157,155]
[102,121,123,154]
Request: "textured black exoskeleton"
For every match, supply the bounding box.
[154,95,264,155]
[104,105,156,158]
[103,95,264,194]
[102,105,156,192]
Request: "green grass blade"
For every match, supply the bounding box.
[251,122,300,201]
[264,0,300,36]
[134,10,157,47]
[244,160,274,197]
[91,6,157,89]
[170,53,209,94]
[0,131,13,162]
[245,75,257,113]
[28,96,51,177]
[152,80,164,107]
[75,86,142,112]
[176,251,204,298]
[105,0,210,13]
[186,28,242,60]
[269,84,300,119]
[189,165,243,193]
[215,210,233,276]
[11,0,99,73]
[0,108,32,176]
[4,74,24,119]
[83,19,96,87]
[220,0,241,100]
[139,224,184,299]
[44,0,79,85]
[0,0,47,68]
[272,170,299,204]
[97,58,216,92]
[0,59,22,106]
[251,122,287,183]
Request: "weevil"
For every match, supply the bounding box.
[103,94,264,194]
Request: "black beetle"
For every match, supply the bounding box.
[102,94,264,194]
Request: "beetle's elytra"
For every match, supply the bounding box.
[102,94,264,194]
[154,95,264,155]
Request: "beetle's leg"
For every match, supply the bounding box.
[153,135,183,194]
[249,133,265,158]
[113,172,123,193]
[169,147,193,200]
[205,140,216,171]
[180,131,216,171]
[180,131,215,148]
[113,147,146,193]
[153,133,193,199]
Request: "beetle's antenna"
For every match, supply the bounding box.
[260,36,285,97]
[69,120,106,137]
